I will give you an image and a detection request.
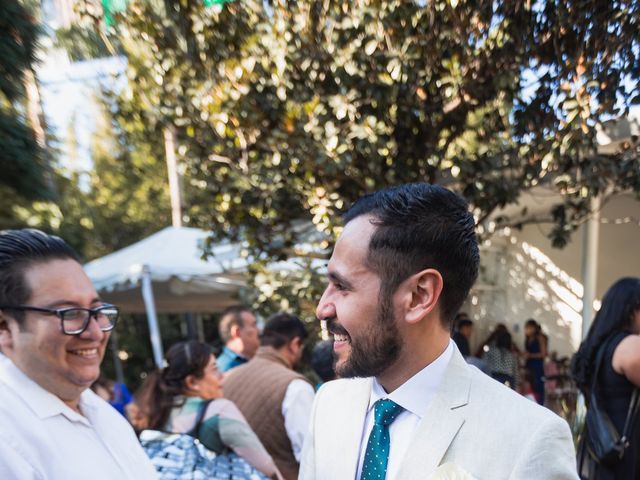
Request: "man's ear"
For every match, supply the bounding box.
[230,324,240,339]
[403,268,443,325]
[0,311,15,352]
[287,336,300,352]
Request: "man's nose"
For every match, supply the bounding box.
[316,288,335,321]
[80,315,105,339]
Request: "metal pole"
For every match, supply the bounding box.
[196,314,205,342]
[163,125,183,227]
[141,265,164,368]
[185,312,197,340]
[580,196,601,339]
[109,329,125,385]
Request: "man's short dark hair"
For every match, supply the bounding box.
[343,183,479,326]
[0,229,80,323]
[260,312,308,349]
[218,305,253,343]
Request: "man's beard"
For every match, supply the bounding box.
[333,294,402,378]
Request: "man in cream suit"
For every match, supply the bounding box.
[299,184,578,480]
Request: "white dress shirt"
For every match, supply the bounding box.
[0,356,158,480]
[282,378,316,462]
[355,340,454,480]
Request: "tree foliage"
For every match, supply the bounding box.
[72,0,640,315]
[0,0,51,211]
[51,99,172,260]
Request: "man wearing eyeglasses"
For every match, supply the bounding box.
[0,229,157,479]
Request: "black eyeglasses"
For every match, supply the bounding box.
[0,304,119,335]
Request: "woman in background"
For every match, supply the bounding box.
[523,319,547,405]
[135,340,280,479]
[572,277,640,480]
[484,330,518,389]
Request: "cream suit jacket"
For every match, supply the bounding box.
[299,347,578,480]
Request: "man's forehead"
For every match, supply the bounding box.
[24,258,99,303]
[333,215,376,255]
[328,216,378,279]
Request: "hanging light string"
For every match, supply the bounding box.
[599,216,640,226]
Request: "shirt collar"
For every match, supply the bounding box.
[223,346,247,361]
[368,339,454,419]
[0,356,92,425]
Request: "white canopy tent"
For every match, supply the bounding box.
[84,226,247,367]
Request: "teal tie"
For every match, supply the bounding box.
[360,399,404,480]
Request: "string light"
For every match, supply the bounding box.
[599,216,640,226]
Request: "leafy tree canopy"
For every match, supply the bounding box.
[0,0,51,207]
[72,0,639,314]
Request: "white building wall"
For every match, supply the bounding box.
[463,237,583,360]
[462,193,640,359]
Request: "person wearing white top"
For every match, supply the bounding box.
[222,312,314,480]
[0,229,157,480]
[300,184,578,480]
[281,378,314,462]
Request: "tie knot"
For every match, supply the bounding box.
[373,399,404,427]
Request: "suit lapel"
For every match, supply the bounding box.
[325,378,371,479]
[396,349,472,478]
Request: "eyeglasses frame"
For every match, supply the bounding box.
[0,304,120,336]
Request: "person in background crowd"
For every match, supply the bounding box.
[523,318,547,405]
[475,323,514,357]
[518,371,540,403]
[91,375,133,418]
[572,277,640,480]
[310,340,336,387]
[452,314,489,373]
[543,351,561,398]
[223,313,314,480]
[135,340,279,479]
[217,305,260,373]
[451,313,472,357]
[484,330,518,389]
[0,229,156,479]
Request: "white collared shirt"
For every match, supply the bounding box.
[0,356,158,480]
[282,379,316,462]
[355,340,454,480]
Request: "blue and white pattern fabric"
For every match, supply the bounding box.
[140,430,269,480]
[360,399,404,480]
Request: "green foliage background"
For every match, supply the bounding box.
[3,0,639,388]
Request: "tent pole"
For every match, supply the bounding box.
[109,329,125,385]
[141,265,164,368]
[185,312,198,340]
[196,314,205,342]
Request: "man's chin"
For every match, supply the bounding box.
[335,357,370,379]
[69,369,101,389]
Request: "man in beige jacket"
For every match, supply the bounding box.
[300,184,578,480]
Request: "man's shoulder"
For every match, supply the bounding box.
[222,356,253,377]
[468,367,564,426]
[316,377,370,400]
[0,380,30,425]
[82,389,131,422]
[224,353,303,387]
[217,347,240,371]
